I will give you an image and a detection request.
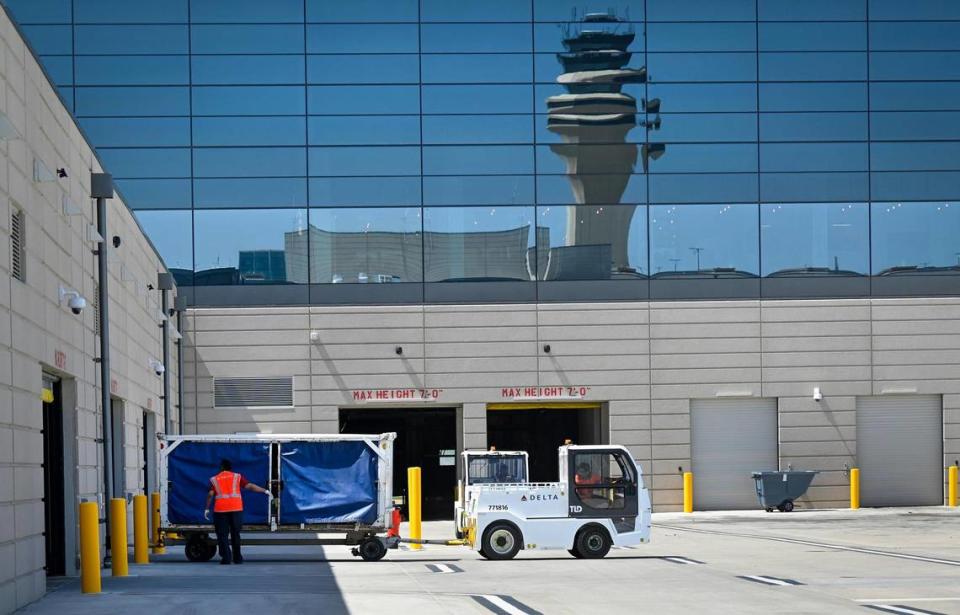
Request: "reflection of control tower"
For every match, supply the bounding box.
[547,10,664,275]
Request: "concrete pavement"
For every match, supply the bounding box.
[18,507,960,615]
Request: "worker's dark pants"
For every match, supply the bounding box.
[213,511,243,563]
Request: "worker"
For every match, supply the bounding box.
[574,461,601,501]
[563,438,573,446]
[203,458,270,565]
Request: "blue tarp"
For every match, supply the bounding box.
[279,441,378,524]
[167,441,270,525]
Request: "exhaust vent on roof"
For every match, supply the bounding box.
[214,376,294,408]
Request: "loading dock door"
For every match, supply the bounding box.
[691,398,778,510]
[42,376,65,576]
[857,395,942,507]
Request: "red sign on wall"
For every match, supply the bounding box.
[351,388,444,402]
[110,378,119,394]
[501,386,591,399]
[54,350,66,370]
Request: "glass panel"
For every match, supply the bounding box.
[423,146,534,175]
[759,52,866,81]
[193,148,307,178]
[537,175,646,206]
[309,146,421,176]
[760,83,867,112]
[193,86,305,116]
[654,113,757,143]
[190,0,303,23]
[650,144,758,174]
[307,207,423,284]
[309,116,420,145]
[191,25,304,54]
[760,112,868,142]
[536,145,652,174]
[116,179,191,209]
[307,25,418,53]
[760,0,865,20]
[871,83,960,111]
[98,148,191,179]
[80,117,191,147]
[759,23,866,52]
[647,52,756,83]
[193,55,305,85]
[647,84,757,112]
[871,22,960,51]
[871,112,960,140]
[133,210,193,283]
[75,56,189,86]
[535,83,645,115]
[534,22,644,54]
[649,174,759,203]
[306,0,418,22]
[466,455,527,483]
[421,0,532,22]
[194,178,307,208]
[648,0,753,20]
[537,204,647,280]
[39,56,73,85]
[75,87,189,117]
[423,85,533,115]
[761,203,869,276]
[872,202,960,275]
[871,142,960,171]
[194,209,309,285]
[58,87,74,112]
[75,25,188,54]
[426,54,533,84]
[869,0,960,21]
[534,51,651,84]
[648,23,756,52]
[423,176,535,206]
[74,0,188,23]
[423,206,536,282]
[307,85,419,115]
[760,172,869,203]
[534,1,645,22]
[307,55,419,84]
[649,204,758,277]
[761,143,869,173]
[870,52,960,81]
[194,117,306,146]
[20,25,72,54]
[872,172,960,201]
[421,24,532,53]
[571,452,633,510]
[3,0,71,24]
[309,177,421,206]
[423,115,532,144]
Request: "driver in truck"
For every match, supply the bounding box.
[203,458,271,565]
[574,461,601,500]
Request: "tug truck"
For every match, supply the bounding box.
[463,445,650,559]
[455,450,529,538]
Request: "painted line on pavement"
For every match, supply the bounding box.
[471,594,543,615]
[856,599,960,604]
[864,605,947,615]
[425,563,462,574]
[662,556,705,565]
[658,524,960,568]
[738,575,803,587]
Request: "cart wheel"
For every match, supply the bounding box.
[185,535,215,562]
[357,538,387,562]
[781,499,794,513]
[568,547,583,559]
[481,523,522,560]
[574,525,611,559]
[765,507,774,513]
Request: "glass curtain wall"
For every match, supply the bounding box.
[5,0,960,303]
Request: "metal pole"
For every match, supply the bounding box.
[176,309,185,435]
[161,288,171,435]
[93,173,114,560]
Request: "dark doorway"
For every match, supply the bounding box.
[42,377,65,576]
[487,407,602,482]
[339,407,456,521]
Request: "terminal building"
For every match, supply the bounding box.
[3,0,960,609]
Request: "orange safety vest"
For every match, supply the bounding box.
[210,471,243,513]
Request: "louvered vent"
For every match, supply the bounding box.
[11,208,25,282]
[214,377,294,408]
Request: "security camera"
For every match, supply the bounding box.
[59,286,86,315]
[149,359,165,376]
[813,387,822,402]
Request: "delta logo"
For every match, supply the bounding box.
[520,494,559,501]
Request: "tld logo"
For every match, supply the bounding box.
[569,505,583,513]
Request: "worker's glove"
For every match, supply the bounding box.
[203,509,211,520]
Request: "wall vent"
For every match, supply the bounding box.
[11,207,25,282]
[214,376,294,408]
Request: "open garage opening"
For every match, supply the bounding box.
[486,404,605,482]
[339,407,456,521]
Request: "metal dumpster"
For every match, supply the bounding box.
[751,471,818,512]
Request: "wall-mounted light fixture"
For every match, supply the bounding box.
[543,344,551,353]
[395,346,403,355]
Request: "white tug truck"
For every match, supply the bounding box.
[460,445,651,559]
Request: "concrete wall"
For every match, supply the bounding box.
[184,298,960,514]
[0,9,179,613]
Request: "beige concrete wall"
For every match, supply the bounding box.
[0,9,179,613]
[185,297,960,514]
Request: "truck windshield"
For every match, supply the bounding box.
[467,455,527,484]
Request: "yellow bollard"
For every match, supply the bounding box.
[949,465,958,508]
[850,467,860,510]
[151,492,165,554]
[683,471,693,513]
[79,501,101,594]
[133,495,149,564]
[110,498,129,577]
[408,467,422,550]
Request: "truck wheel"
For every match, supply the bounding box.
[568,547,583,558]
[358,538,387,561]
[481,523,522,560]
[575,526,611,559]
[185,535,215,562]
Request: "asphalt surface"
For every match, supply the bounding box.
[19,507,960,615]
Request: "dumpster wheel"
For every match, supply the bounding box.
[777,499,795,513]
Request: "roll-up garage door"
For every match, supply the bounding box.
[857,395,942,507]
[691,398,778,510]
